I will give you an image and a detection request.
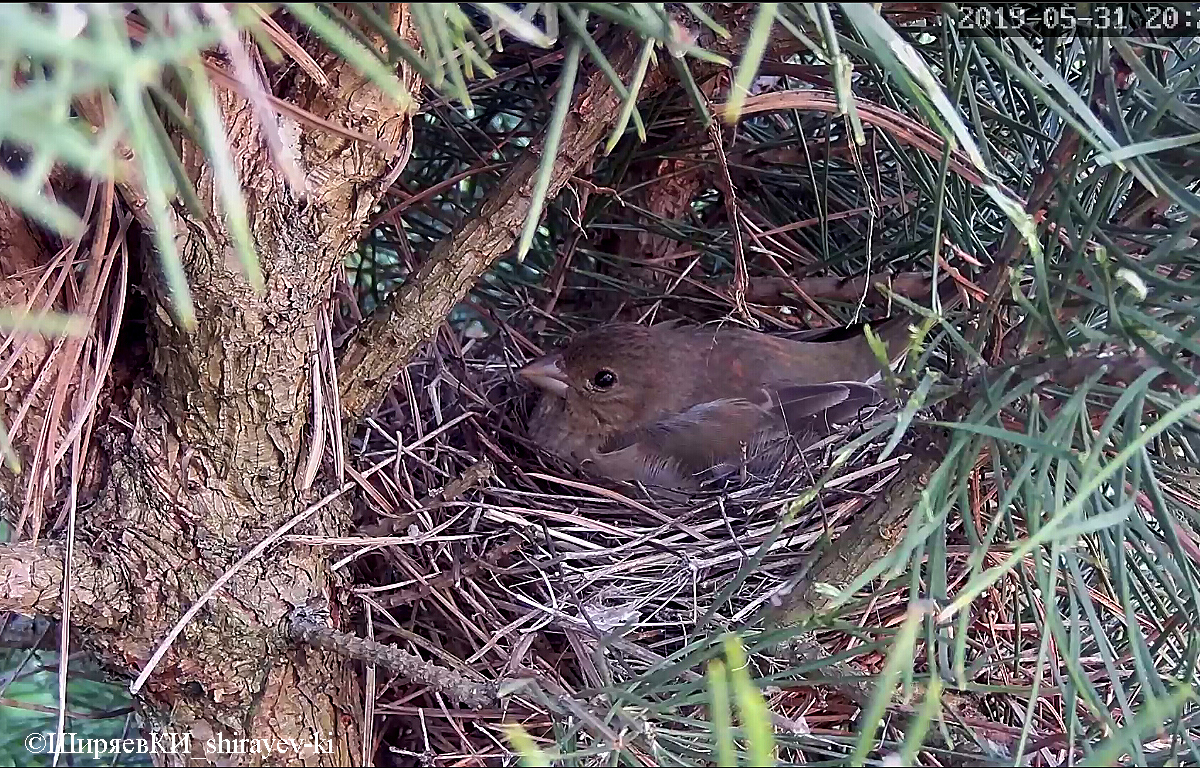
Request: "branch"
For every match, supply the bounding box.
[959,347,1200,401]
[767,431,947,630]
[766,340,1200,633]
[288,601,498,708]
[336,6,764,422]
[760,429,998,754]
[0,541,129,629]
[729,90,1019,197]
[737,271,936,306]
[974,51,1133,352]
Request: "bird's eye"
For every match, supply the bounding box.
[592,369,617,390]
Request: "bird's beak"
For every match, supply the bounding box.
[519,354,570,398]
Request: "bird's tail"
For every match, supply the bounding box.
[870,275,965,368]
[869,313,923,367]
[774,274,962,376]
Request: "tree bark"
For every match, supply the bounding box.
[2,6,420,765]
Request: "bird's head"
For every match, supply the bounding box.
[519,323,670,426]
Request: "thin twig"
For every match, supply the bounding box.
[288,601,499,709]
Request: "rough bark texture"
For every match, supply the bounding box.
[0,540,127,625]
[74,423,365,765]
[1,6,420,765]
[148,37,415,518]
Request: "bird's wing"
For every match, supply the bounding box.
[740,380,890,481]
[595,397,767,483]
[591,382,885,488]
[765,380,884,433]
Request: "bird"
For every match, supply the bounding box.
[518,316,916,490]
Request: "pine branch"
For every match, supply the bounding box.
[287,600,498,708]
[335,5,765,423]
[0,541,128,630]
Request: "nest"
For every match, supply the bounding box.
[332,50,1010,764]
[332,279,940,765]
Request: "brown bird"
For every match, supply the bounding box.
[519,317,915,489]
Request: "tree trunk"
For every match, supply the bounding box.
[1,7,420,764]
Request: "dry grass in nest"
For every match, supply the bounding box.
[329,282,963,765]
